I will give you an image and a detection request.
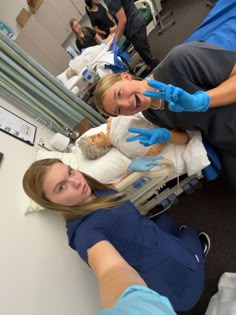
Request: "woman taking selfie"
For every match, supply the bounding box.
[23,158,210,312]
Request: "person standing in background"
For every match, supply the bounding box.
[103,0,159,69]
[85,0,117,38]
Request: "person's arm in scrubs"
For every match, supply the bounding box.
[88,241,176,315]
[144,64,236,112]
[114,6,127,42]
[207,64,236,108]
[104,1,126,42]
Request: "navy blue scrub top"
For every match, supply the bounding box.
[66,189,204,311]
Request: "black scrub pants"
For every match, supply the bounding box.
[126,25,159,69]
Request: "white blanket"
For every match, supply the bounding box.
[69,44,106,74]
[205,273,236,315]
[110,114,210,176]
[57,43,115,89]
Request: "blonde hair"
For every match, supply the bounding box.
[95,73,141,116]
[69,18,88,44]
[22,159,126,219]
[95,73,124,116]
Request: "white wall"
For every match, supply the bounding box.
[0,0,28,36]
[0,0,91,41]
[0,97,99,315]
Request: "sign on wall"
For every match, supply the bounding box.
[0,106,37,146]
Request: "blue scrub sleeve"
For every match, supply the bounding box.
[95,285,176,315]
[72,212,109,263]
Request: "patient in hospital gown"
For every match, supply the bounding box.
[78,114,169,160]
[78,114,210,178]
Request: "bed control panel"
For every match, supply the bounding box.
[130,175,201,215]
[131,176,151,190]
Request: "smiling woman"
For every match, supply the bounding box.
[94,41,236,189]
[95,72,158,117]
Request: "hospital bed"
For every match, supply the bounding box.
[56,40,142,106]
[73,115,211,215]
[56,42,114,103]
[116,162,202,215]
[32,116,209,216]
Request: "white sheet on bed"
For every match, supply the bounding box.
[77,115,210,182]
[56,43,115,90]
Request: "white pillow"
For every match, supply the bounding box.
[76,125,131,183]
[77,147,131,184]
[36,150,79,169]
[26,131,131,213]
[25,150,80,214]
[57,69,70,85]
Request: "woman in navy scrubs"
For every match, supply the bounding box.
[23,158,210,312]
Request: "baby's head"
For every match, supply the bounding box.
[78,132,112,160]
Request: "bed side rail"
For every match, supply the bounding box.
[116,159,176,208]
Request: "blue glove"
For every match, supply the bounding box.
[144,80,210,112]
[128,156,164,173]
[127,127,171,147]
[109,37,129,72]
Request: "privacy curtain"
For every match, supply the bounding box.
[0,32,105,134]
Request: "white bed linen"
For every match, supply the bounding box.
[78,115,210,179]
[205,273,236,315]
[56,42,115,91]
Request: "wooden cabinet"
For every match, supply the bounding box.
[70,0,86,16]
[15,0,86,76]
[44,0,83,41]
[35,0,82,44]
[16,16,70,76]
[34,1,69,43]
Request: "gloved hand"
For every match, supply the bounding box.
[112,36,118,54]
[127,127,171,146]
[112,36,128,71]
[128,156,164,173]
[144,80,210,112]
